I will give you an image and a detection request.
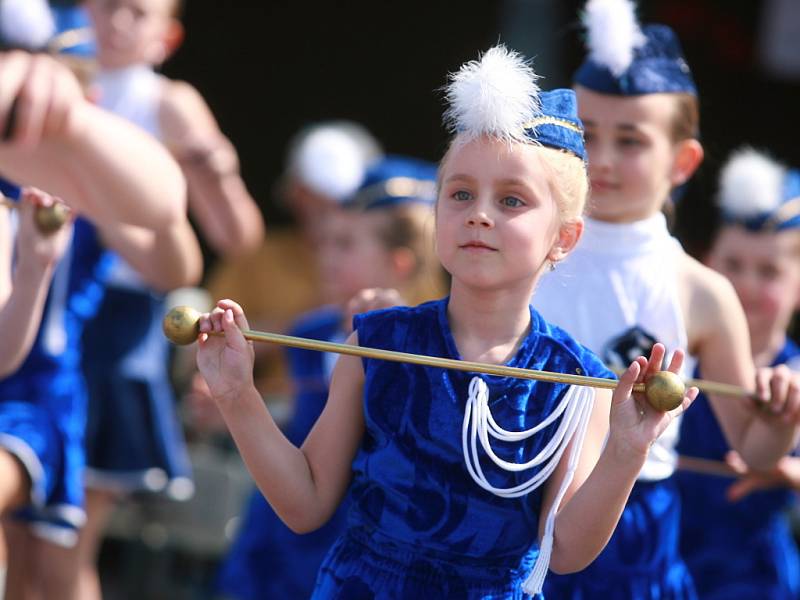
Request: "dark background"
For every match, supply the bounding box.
[163,0,800,258]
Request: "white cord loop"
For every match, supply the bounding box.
[461,376,595,596]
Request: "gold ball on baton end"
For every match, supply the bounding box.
[644,371,686,412]
[34,203,71,234]
[162,305,202,346]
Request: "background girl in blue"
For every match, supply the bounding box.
[215,155,447,599]
[537,2,800,598]
[0,41,198,600]
[194,46,697,598]
[677,149,800,600]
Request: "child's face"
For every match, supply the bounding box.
[708,226,800,340]
[577,85,686,223]
[436,136,566,292]
[317,209,401,305]
[86,0,177,69]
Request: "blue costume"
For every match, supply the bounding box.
[677,342,800,600]
[311,299,614,599]
[0,180,111,546]
[216,305,349,599]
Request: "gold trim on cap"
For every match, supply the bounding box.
[47,27,94,54]
[351,177,437,209]
[522,116,583,135]
[764,196,800,229]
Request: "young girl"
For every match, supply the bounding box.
[215,155,447,600]
[677,149,800,600]
[195,46,697,598]
[537,2,800,598]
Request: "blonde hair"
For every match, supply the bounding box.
[534,146,589,222]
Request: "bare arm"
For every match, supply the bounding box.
[99,219,203,293]
[0,195,70,376]
[685,257,798,468]
[0,51,186,230]
[544,346,697,573]
[160,81,264,257]
[196,299,364,533]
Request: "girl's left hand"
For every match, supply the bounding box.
[754,365,800,425]
[608,343,698,459]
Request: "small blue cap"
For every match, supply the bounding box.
[724,170,800,232]
[575,24,696,96]
[344,156,437,211]
[523,89,586,160]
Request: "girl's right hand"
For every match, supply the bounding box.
[15,187,72,268]
[196,299,256,406]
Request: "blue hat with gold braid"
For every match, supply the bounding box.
[574,0,696,96]
[49,4,96,58]
[443,46,586,161]
[344,156,437,211]
[718,148,800,232]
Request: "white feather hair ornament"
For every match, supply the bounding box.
[718,148,786,218]
[443,45,541,143]
[0,0,55,50]
[582,0,647,76]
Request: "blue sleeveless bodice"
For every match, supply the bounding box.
[313,297,613,598]
[676,339,800,599]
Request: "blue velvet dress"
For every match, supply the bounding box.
[311,298,614,599]
[676,340,800,600]
[216,305,351,599]
[0,212,111,545]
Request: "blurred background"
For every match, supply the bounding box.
[16,0,800,598]
[165,0,800,259]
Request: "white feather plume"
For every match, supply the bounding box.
[0,0,55,50]
[582,0,646,76]
[443,45,541,143]
[718,148,786,218]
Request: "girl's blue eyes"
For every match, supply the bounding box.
[501,196,524,208]
[451,190,525,208]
